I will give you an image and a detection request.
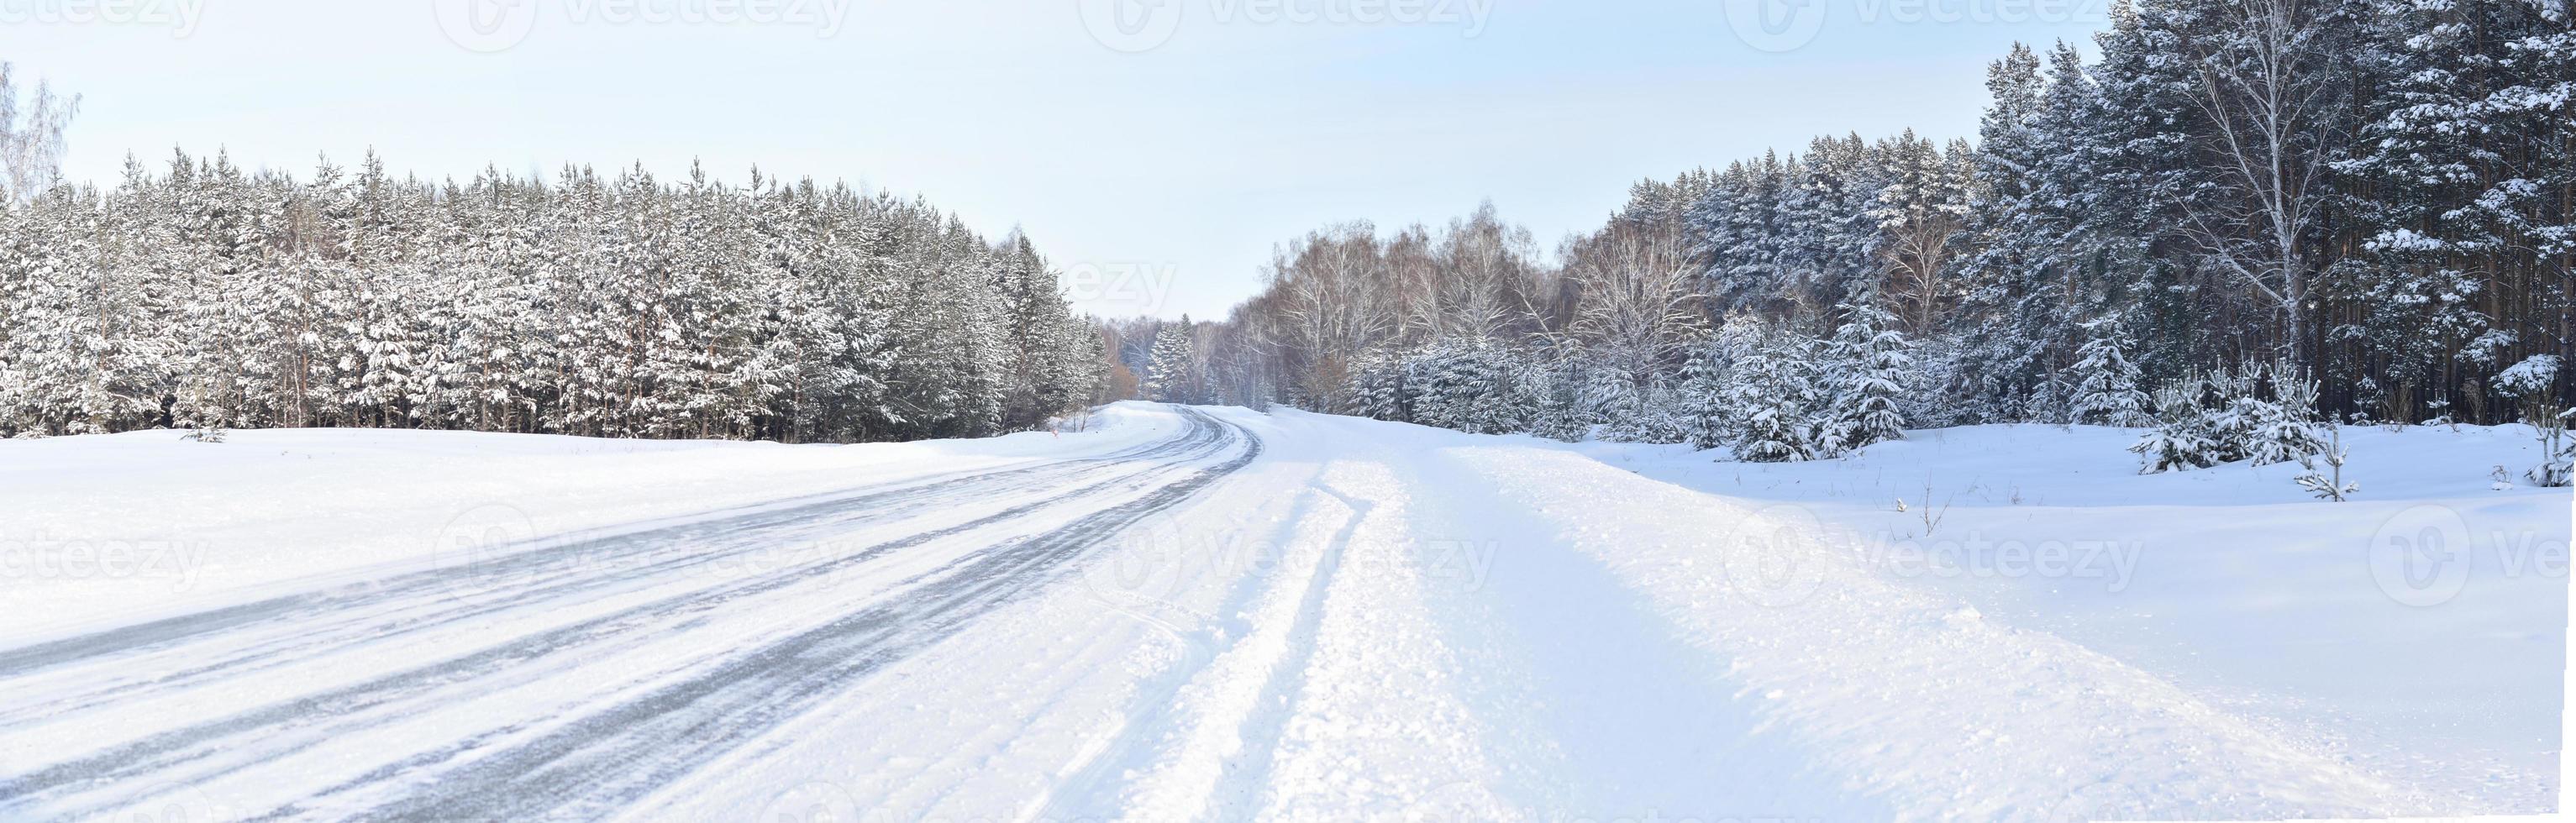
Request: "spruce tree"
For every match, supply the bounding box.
[2132,376,2217,474]
[1143,320,1199,404]
[1822,297,1911,454]
[1725,322,1819,463]
[2068,313,2153,427]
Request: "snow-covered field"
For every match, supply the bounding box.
[1556,421,2570,816]
[0,403,2562,820]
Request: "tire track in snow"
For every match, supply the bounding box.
[1242,461,1514,821]
[1045,477,1365,821]
[3,430,1225,818]
[0,447,1175,731]
[0,408,1258,821]
[0,420,1207,684]
[318,408,1261,820]
[1196,481,1368,819]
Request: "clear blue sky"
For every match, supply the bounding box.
[3,0,2107,319]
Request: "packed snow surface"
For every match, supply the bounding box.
[0,403,2561,820]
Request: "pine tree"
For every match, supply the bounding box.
[2295,422,2358,501]
[1406,339,1535,436]
[1526,354,1595,443]
[1725,322,1820,463]
[2237,360,2328,467]
[2132,375,2219,474]
[1143,319,1200,404]
[2068,312,2153,427]
[1345,348,1412,422]
[1676,339,1732,451]
[2531,411,2573,489]
[1821,297,1911,454]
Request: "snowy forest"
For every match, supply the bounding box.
[1119,0,2574,469]
[0,134,1107,441]
[1,0,2568,464]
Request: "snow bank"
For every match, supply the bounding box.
[1547,421,2569,814]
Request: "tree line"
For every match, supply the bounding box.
[0,149,1107,442]
[1138,0,2573,457]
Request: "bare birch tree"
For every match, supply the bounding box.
[2175,0,2354,365]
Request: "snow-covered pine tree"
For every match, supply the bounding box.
[990,232,1095,431]
[2294,422,2358,501]
[2516,363,2574,485]
[1406,339,1535,436]
[1601,378,1689,444]
[1820,296,1911,455]
[1402,342,1463,429]
[2238,359,2328,467]
[0,184,160,436]
[2494,355,2563,415]
[1787,135,1885,308]
[2199,364,2260,463]
[1726,322,1820,463]
[1578,359,1643,441]
[2531,408,2573,489]
[1142,319,1200,405]
[1675,339,1731,451]
[1525,353,1595,443]
[2343,0,2574,424]
[2134,359,2325,469]
[2067,312,2153,427]
[2132,375,2217,473]
[1344,348,1412,422]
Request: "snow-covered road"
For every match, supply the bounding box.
[0,409,1260,820]
[0,404,2555,820]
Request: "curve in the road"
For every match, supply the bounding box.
[0,407,1263,822]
